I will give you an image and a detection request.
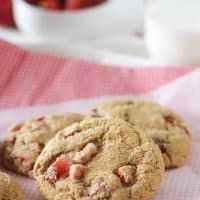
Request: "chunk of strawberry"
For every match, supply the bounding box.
[69,164,86,179]
[14,157,32,173]
[164,115,175,124]
[86,0,105,7]
[63,131,76,139]
[36,116,44,121]
[53,155,70,179]
[153,138,167,153]
[14,156,26,165]
[116,165,136,185]
[9,123,22,132]
[39,0,63,10]
[73,143,97,164]
[5,137,16,145]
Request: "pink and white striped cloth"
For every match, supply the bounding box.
[0,40,193,109]
[0,39,200,200]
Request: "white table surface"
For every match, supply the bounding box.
[0,26,155,67]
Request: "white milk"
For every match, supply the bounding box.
[145,0,200,66]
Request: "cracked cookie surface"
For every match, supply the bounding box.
[91,99,192,168]
[33,118,164,200]
[0,171,23,200]
[2,113,84,177]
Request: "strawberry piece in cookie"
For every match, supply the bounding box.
[9,123,22,132]
[153,138,167,154]
[46,154,73,184]
[69,164,86,180]
[63,131,76,139]
[14,157,33,173]
[36,116,44,122]
[53,155,71,179]
[116,165,136,185]
[46,143,97,184]
[73,143,97,164]
[164,115,175,124]
[5,138,16,146]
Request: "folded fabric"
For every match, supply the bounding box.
[0,39,192,109]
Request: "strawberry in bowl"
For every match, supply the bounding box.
[24,0,106,10]
[13,0,113,41]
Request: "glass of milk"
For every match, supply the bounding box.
[145,0,200,66]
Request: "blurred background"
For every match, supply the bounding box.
[0,0,149,66]
[0,0,200,66]
[0,0,145,35]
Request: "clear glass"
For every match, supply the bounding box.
[144,0,200,66]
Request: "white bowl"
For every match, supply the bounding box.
[12,0,115,42]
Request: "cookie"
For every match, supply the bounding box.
[0,171,23,200]
[33,118,164,200]
[3,113,84,177]
[91,99,192,168]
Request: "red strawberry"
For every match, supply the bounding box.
[65,0,88,10]
[26,0,39,5]
[69,164,85,179]
[164,115,175,124]
[65,0,105,10]
[5,138,16,145]
[9,123,22,132]
[53,155,70,178]
[36,116,44,121]
[116,165,136,185]
[63,130,76,138]
[39,0,63,10]
[14,157,32,173]
[116,168,126,183]
[86,0,105,7]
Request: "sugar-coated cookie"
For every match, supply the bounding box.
[0,171,23,200]
[91,99,192,168]
[33,118,164,200]
[3,113,84,177]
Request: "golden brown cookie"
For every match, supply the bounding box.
[91,99,192,168]
[0,171,23,200]
[2,113,84,177]
[33,118,164,200]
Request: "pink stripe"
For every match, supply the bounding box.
[0,40,193,109]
